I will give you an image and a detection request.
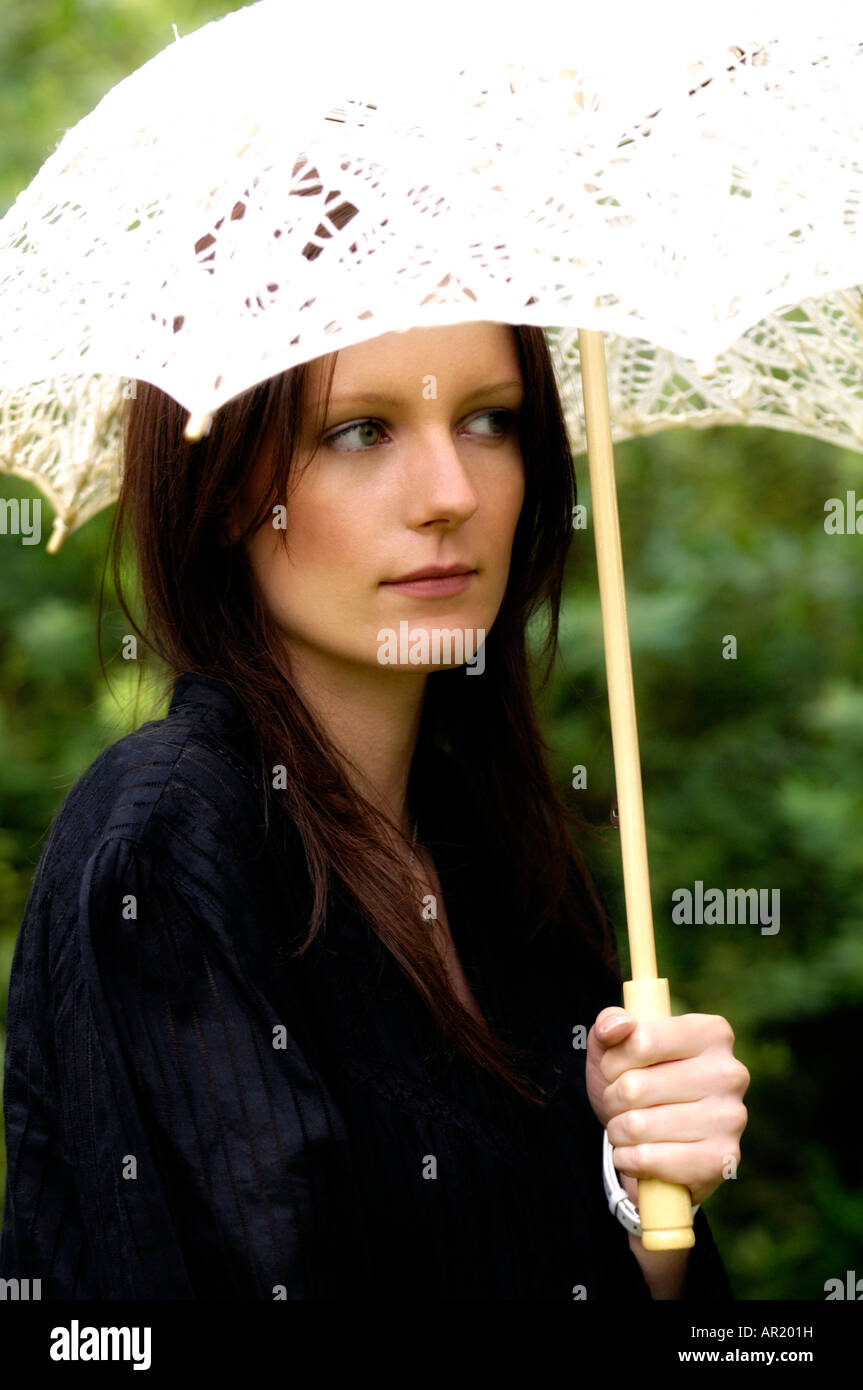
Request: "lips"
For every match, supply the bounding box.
[383,565,475,584]
[380,568,476,598]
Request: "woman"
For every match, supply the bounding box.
[0,319,748,1299]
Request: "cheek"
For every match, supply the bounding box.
[494,464,526,539]
[251,491,367,596]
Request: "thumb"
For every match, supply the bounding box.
[595,1008,636,1043]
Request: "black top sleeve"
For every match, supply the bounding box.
[56,834,352,1299]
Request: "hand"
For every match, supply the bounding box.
[585,1007,750,1209]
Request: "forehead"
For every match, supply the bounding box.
[305,321,522,403]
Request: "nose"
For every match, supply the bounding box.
[404,424,480,529]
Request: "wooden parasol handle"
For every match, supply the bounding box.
[577,327,695,1252]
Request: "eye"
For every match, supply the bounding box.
[323,419,389,451]
[464,408,517,438]
[322,406,518,453]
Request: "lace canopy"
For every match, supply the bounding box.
[0,1,861,547]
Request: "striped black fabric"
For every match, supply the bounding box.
[0,672,734,1299]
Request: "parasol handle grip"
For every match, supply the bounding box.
[621,976,695,1251]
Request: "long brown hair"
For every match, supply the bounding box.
[104,324,621,1106]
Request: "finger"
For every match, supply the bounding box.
[598,1013,736,1080]
[602,1053,724,1110]
[606,1096,746,1148]
[593,1008,636,1045]
[607,1137,740,1193]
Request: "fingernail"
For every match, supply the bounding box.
[600,1012,632,1036]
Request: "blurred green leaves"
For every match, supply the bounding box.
[2,0,863,1304]
[543,419,863,1296]
[0,0,232,215]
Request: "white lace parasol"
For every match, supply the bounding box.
[1,0,862,550]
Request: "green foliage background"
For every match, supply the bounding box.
[2,0,862,1301]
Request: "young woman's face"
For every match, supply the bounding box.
[239,321,526,679]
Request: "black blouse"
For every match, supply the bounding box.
[0,672,734,1300]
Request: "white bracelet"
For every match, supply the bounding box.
[602,1128,700,1238]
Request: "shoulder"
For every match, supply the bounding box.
[29,674,277,943]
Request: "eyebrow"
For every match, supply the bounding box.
[327,379,525,409]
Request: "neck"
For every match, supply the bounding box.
[284,639,427,841]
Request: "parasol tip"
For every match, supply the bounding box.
[184,410,213,441]
[45,516,70,554]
